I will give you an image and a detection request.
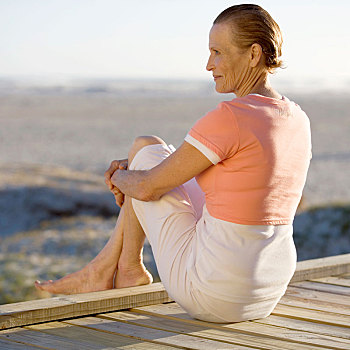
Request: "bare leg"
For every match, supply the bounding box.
[114,195,152,288]
[35,205,125,294]
[114,136,166,288]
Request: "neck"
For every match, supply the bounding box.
[249,76,282,99]
[235,68,282,100]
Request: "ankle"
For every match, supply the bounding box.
[118,258,143,272]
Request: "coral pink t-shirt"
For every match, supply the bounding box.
[185,94,312,225]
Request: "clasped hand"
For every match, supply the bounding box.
[104,159,128,207]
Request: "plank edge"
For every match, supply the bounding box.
[0,282,171,330]
[291,253,350,283]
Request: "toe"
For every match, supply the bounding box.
[35,279,54,291]
[34,281,44,290]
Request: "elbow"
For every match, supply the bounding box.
[138,188,161,202]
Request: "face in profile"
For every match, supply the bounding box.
[206,23,251,94]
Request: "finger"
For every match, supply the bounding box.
[110,170,121,188]
[105,177,113,190]
[104,174,113,190]
[104,160,120,189]
[115,192,124,208]
[112,187,121,195]
[105,160,120,178]
[120,160,128,170]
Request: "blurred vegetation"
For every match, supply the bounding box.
[293,203,350,260]
[0,215,158,304]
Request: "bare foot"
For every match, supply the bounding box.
[35,209,125,295]
[115,263,153,289]
[35,262,116,295]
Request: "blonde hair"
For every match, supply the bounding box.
[214,4,283,73]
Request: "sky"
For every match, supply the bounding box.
[1,0,349,90]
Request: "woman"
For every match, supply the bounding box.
[36,4,311,323]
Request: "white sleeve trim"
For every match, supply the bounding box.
[184,134,221,165]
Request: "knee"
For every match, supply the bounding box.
[128,135,166,163]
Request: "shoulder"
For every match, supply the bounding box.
[190,96,259,135]
[194,101,238,130]
[219,96,260,114]
[205,97,249,120]
[283,96,311,124]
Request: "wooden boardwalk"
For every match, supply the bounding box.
[1,254,350,349]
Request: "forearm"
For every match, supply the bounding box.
[111,169,159,201]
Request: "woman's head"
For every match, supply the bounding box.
[214,4,283,72]
[207,4,283,96]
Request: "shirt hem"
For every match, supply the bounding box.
[206,206,293,225]
[184,134,221,165]
[188,129,225,160]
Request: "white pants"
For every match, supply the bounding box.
[130,144,284,323]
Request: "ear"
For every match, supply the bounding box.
[249,43,263,68]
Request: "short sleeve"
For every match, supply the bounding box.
[186,102,239,162]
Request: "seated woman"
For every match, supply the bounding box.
[35,4,311,323]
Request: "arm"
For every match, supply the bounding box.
[111,141,213,201]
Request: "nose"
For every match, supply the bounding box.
[206,54,214,71]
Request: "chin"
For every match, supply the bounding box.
[215,85,233,94]
[215,84,225,93]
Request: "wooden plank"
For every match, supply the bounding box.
[103,308,350,350]
[279,294,350,316]
[64,316,247,350]
[27,320,179,349]
[0,324,153,350]
[272,304,350,327]
[291,281,350,296]
[285,285,350,306]
[0,327,98,350]
[255,315,350,340]
[97,311,275,349]
[309,276,350,287]
[291,253,350,283]
[0,282,171,330]
[0,335,47,349]
[132,303,341,350]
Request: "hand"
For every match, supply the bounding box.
[104,159,128,190]
[104,159,128,207]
